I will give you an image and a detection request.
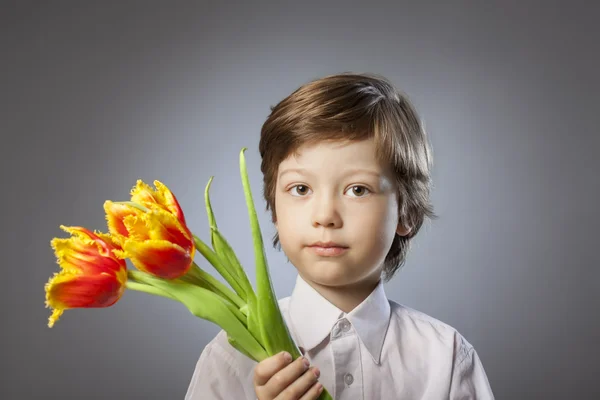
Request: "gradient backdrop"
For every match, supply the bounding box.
[2,1,598,399]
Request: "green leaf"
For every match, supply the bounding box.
[239,148,301,359]
[211,227,256,299]
[193,235,247,303]
[227,335,255,361]
[204,176,256,303]
[129,270,268,362]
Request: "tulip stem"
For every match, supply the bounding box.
[184,263,247,310]
[222,298,247,326]
[125,279,179,302]
[129,270,269,361]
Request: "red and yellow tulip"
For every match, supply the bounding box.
[45,226,127,328]
[104,180,195,279]
[44,152,333,399]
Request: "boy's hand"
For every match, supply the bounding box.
[253,348,323,400]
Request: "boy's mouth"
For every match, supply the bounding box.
[307,241,349,256]
[308,241,348,248]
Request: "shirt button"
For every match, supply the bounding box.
[344,373,354,386]
[340,319,351,332]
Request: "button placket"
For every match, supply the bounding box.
[330,318,362,399]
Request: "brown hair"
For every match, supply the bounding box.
[259,72,437,282]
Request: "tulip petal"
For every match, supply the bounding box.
[44,270,126,327]
[104,201,142,244]
[94,231,122,250]
[122,214,151,242]
[130,180,162,209]
[124,209,192,249]
[59,226,114,256]
[122,239,193,279]
[51,238,122,275]
[51,226,125,275]
[153,180,186,224]
[130,179,187,224]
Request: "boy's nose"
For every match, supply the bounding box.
[311,196,342,228]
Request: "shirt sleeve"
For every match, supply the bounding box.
[449,336,495,400]
[184,342,250,400]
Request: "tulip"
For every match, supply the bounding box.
[103,180,195,279]
[44,226,127,328]
[46,151,333,400]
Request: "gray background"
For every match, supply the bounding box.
[2,1,598,399]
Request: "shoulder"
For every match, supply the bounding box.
[388,299,462,334]
[388,300,474,364]
[187,329,259,399]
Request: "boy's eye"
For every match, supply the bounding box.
[289,185,311,196]
[288,184,371,197]
[346,185,371,197]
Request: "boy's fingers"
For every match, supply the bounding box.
[254,351,292,387]
[276,366,320,400]
[269,357,313,399]
[298,380,324,400]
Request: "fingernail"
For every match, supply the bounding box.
[303,357,310,368]
[282,352,292,363]
[313,367,320,378]
[317,383,323,393]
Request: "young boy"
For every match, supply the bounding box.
[185,73,494,399]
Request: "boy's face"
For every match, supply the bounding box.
[274,137,409,291]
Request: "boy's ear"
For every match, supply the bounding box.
[396,223,411,237]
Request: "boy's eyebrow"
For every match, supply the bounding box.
[278,168,382,179]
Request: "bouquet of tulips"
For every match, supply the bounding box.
[44,148,332,400]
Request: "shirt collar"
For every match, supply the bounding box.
[288,273,392,365]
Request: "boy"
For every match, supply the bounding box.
[185,73,494,399]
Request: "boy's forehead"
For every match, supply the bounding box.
[293,138,359,153]
[283,138,375,161]
[277,138,389,176]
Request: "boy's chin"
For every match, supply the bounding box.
[297,264,362,288]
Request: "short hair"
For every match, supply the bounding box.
[259,72,437,282]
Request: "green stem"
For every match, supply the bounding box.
[125,277,179,302]
[181,265,248,325]
[222,298,247,326]
[185,262,246,310]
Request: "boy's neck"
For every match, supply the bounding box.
[299,271,382,314]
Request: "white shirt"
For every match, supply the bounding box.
[185,274,495,399]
